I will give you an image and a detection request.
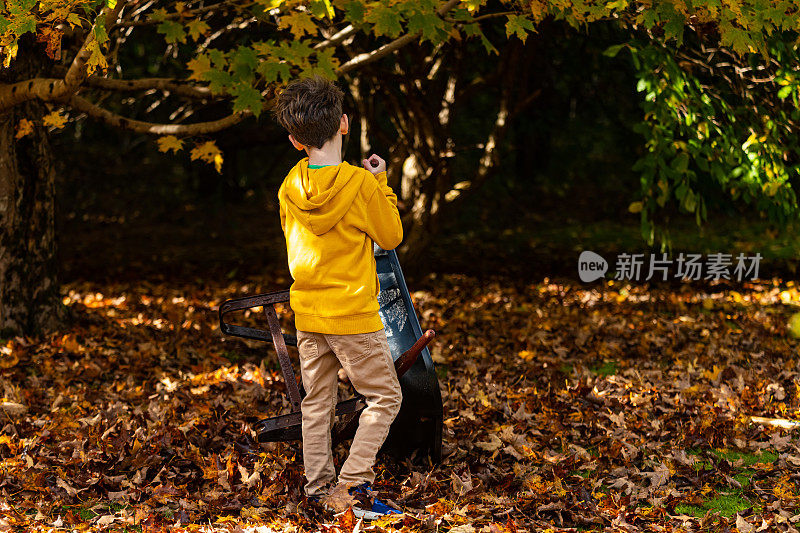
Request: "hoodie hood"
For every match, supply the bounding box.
[279,158,366,235]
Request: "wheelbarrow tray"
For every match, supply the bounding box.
[374,246,443,462]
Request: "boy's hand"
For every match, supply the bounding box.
[362,154,386,175]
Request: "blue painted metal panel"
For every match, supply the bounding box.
[375,245,442,461]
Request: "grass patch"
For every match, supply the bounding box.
[559,363,573,375]
[675,491,755,519]
[435,364,449,380]
[57,502,135,523]
[733,471,754,488]
[57,505,97,521]
[590,361,619,377]
[709,448,778,466]
[687,447,777,470]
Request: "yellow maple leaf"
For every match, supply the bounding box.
[190,140,223,173]
[66,12,82,28]
[85,40,107,75]
[15,118,33,139]
[279,11,317,37]
[43,110,67,129]
[157,135,184,153]
[186,55,211,82]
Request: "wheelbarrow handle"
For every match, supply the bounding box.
[394,329,435,377]
[219,290,297,347]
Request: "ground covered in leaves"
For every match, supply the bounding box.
[2,268,800,532]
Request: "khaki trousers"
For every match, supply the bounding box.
[296,328,403,497]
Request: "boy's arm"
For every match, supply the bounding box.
[278,184,286,232]
[364,169,403,250]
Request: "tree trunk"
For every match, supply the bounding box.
[396,153,446,270]
[350,39,534,273]
[0,40,63,337]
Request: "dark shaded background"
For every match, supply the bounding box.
[54,21,798,288]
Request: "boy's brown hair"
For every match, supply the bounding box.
[272,76,345,149]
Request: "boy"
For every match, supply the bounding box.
[272,76,404,519]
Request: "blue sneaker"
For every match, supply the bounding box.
[347,483,402,520]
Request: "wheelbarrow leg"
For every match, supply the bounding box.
[264,304,302,414]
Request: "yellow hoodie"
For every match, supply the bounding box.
[278,157,403,335]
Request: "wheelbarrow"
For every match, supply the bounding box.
[219,246,443,462]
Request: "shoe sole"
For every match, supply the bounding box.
[336,508,403,521]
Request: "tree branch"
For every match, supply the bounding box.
[443,10,515,24]
[66,93,260,135]
[64,0,128,91]
[110,0,256,29]
[84,76,214,99]
[338,0,460,74]
[1,0,459,132]
[199,16,258,53]
[314,24,356,50]
[0,78,67,110]
[0,1,127,111]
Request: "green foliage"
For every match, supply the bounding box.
[505,14,536,43]
[231,84,264,116]
[157,19,186,43]
[4,0,797,93]
[5,0,800,184]
[365,4,404,37]
[619,35,800,247]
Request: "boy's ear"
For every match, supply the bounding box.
[288,134,305,151]
[340,114,349,136]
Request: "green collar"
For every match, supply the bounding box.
[308,163,337,169]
